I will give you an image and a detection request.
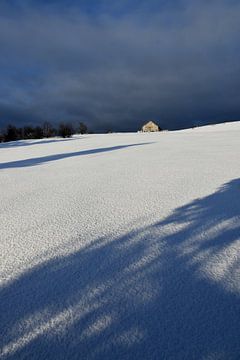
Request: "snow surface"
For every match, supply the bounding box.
[0,122,240,359]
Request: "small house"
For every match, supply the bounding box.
[141,121,161,132]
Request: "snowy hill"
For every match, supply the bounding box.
[1,122,240,359]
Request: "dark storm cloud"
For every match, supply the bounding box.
[0,0,240,131]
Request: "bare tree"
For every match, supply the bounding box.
[58,122,74,138]
[43,122,54,138]
[79,122,88,134]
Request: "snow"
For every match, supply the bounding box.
[0,122,240,359]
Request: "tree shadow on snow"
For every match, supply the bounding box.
[0,143,152,170]
[0,137,80,149]
[1,179,240,359]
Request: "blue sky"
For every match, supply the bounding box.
[0,0,240,131]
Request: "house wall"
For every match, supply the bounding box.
[142,124,159,132]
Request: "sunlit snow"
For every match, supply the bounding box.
[1,122,240,359]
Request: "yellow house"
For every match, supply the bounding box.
[141,121,160,132]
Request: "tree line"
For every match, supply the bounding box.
[0,122,88,143]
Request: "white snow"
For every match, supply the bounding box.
[0,122,240,359]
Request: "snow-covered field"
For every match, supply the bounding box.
[1,122,240,359]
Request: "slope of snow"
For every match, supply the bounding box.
[0,122,240,359]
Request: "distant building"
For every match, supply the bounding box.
[141,121,161,132]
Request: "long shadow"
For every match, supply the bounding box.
[0,143,151,170]
[0,137,79,149]
[1,179,240,359]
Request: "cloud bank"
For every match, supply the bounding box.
[0,0,240,131]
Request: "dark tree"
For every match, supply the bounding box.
[0,131,4,143]
[43,122,54,138]
[79,122,88,134]
[58,122,74,138]
[4,125,19,142]
[23,126,35,139]
[33,126,44,139]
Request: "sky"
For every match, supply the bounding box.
[0,0,240,131]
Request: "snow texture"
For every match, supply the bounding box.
[0,122,240,359]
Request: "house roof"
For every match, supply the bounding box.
[143,121,158,127]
